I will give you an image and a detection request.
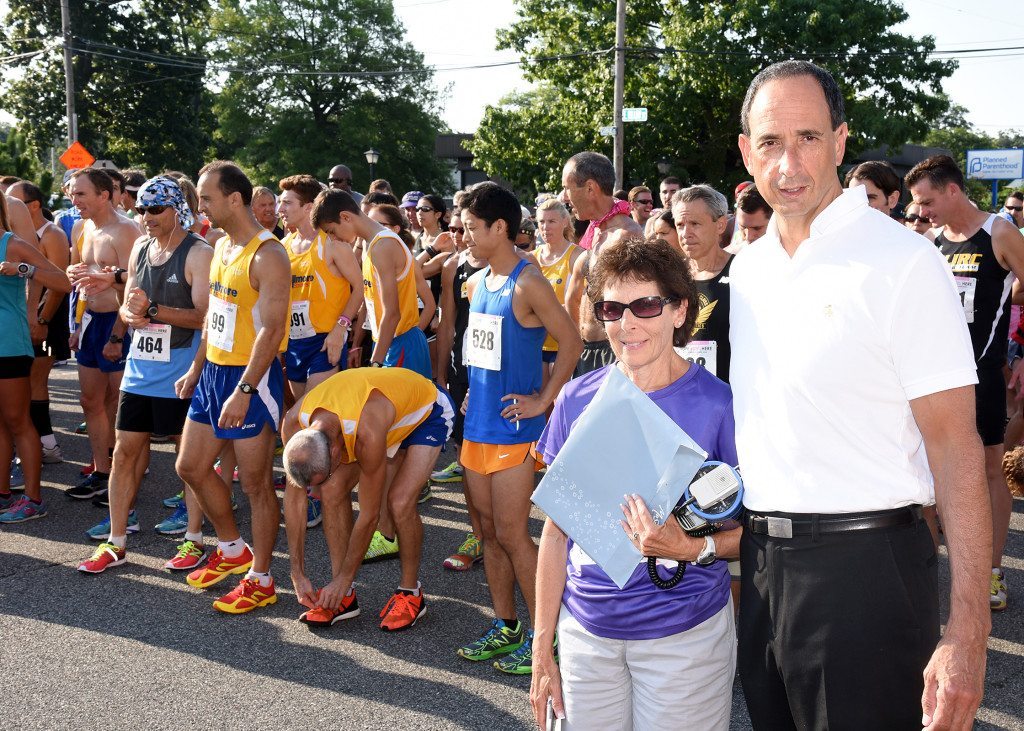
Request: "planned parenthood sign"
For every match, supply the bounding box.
[966,149,1024,180]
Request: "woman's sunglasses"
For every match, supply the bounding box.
[593,296,677,322]
[904,214,930,224]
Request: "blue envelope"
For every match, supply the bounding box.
[532,366,708,588]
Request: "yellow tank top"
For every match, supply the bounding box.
[74,228,87,323]
[540,243,578,352]
[362,230,419,341]
[298,368,437,463]
[206,230,288,366]
[285,230,351,336]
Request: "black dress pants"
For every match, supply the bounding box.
[738,515,939,730]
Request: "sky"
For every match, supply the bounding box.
[2,0,1023,139]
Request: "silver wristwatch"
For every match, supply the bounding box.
[695,535,717,566]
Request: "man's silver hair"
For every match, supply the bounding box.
[283,428,331,487]
[673,184,729,220]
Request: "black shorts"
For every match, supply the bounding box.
[0,355,33,379]
[976,365,1007,446]
[573,340,616,379]
[115,390,191,436]
[33,303,71,361]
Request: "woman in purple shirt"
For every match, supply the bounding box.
[531,235,741,730]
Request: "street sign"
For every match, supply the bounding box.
[599,125,616,137]
[93,159,118,171]
[622,107,648,122]
[59,141,95,170]
[966,148,1024,180]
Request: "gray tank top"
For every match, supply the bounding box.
[134,233,198,349]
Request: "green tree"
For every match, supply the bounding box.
[0,0,214,175]
[471,0,955,199]
[208,0,453,194]
[0,126,42,183]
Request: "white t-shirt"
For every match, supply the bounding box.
[729,187,977,513]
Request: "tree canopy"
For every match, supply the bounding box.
[469,0,958,198]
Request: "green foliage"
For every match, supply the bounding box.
[207,0,454,194]
[921,124,1024,208]
[0,0,214,176]
[0,126,41,182]
[471,0,957,199]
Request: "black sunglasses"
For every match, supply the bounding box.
[416,206,435,213]
[593,296,677,322]
[904,214,930,224]
[328,178,351,186]
[449,225,465,234]
[135,205,170,216]
[1006,205,1023,212]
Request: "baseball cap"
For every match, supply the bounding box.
[400,191,424,208]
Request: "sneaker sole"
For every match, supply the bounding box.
[186,560,253,589]
[457,640,524,662]
[67,490,103,500]
[443,554,483,571]
[154,524,188,536]
[306,515,323,528]
[77,557,126,574]
[493,660,533,675]
[362,551,400,564]
[300,606,361,626]
[213,592,277,614]
[0,509,48,524]
[430,475,463,483]
[380,605,426,632]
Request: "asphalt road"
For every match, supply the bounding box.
[1,364,1021,730]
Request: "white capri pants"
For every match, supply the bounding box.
[556,600,736,731]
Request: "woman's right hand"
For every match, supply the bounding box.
[530,648,565,729]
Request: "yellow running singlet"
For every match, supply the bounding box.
[285,231,351,338]
[361,230,420,342]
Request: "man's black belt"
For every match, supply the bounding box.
[745,505,924,538]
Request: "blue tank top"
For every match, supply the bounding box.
[0,232,33,358]
[464,258,546,444]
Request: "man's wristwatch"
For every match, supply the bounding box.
[147,303,159,319]
[370,361,384,368]
[695,535,717,566]
[113,268,127,285]
[108,333,124,344]
[237,381,255,394]
[37,316,49,326]
[17,263,35,279]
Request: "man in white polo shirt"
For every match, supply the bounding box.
[731,60,990,730]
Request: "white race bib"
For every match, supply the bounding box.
[675,340,717,377]
[364,298,379,340]
[207,296,237,352]
[130,323,171,362]
[289,300,316,340]
[466,312,502,371]
[79,311,93,343]
[954,276,976,324]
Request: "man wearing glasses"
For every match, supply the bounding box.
[627,186,655,228]
[281,368,453,630]
[1000,191,1024,229]
[327,164,363,205]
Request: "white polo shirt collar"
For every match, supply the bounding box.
[762,185,870,258]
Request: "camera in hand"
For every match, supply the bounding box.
[647,462,744,590]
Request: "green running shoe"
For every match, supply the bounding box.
[494,628,537,675]
[430,460,463,483]
[457,619,524,661]
[362,530,399,563]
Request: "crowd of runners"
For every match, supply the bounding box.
[0,60,1015,728]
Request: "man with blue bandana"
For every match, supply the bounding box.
[78,176,215,575]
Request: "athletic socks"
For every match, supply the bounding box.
[107,534,127,549]
[245,569,272,587]
[218,538,245,558]
[398,582,422,597]
[184,531,203,543]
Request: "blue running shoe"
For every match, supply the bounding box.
[86,510,141,541]
[163,491,184,509]
[0,491,19,510]
[154,504,190,535]
[9,460,24,490]
[307,493,323,528]
[0,496,48,523]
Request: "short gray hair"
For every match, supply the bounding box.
[283,428,331,487]
[564,152,615,196]
[741,60,845,136]
[672,184,728,220]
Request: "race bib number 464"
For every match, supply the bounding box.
[130,323,171,362]
[465,312,502,371]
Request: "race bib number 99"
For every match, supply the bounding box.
[130,323,171,362]
[465,312,502,371]
[207,297,237,352]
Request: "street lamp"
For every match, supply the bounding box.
[364,148,380,181]
[656,157,672,176]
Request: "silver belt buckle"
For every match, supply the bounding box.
[766,517,793,538]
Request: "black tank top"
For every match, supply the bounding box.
[135,233,199,349]
[936,215,1012,368]
[451,252,485,376]
[690,255,733,383]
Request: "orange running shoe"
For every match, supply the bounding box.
[379,590,426,631]
[185,544,253,588]
[212,577,277,614]
[300,591,361,627]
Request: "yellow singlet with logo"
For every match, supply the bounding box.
[74,228,87,323]
[298,368,437,463]
[206,230,288,366]
[540,243,578,352]
[285,231,351,335]
[362,230,420,341]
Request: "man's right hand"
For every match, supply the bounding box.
[290,572,319,610]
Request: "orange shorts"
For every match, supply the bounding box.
[460,440,543,476]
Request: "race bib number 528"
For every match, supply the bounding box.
[465,312,502,371]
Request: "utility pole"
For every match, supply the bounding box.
[60,0,76,144]
[612,0,626,190]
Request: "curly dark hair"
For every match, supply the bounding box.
[586,234,699,348]
[1002,446,1024,498]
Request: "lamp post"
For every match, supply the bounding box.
[364,148,380,181]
